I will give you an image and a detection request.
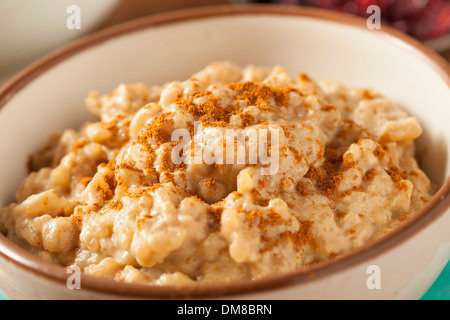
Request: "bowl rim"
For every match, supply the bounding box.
[0,4,449,299]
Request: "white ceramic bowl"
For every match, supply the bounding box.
[0,5,449,300]
[0,0,119,83]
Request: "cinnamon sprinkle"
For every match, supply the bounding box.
[61,74,425,270]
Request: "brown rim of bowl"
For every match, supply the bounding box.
[0,4,449,299]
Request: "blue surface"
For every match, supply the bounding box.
[0,261,448,300]
[421,261,450,300]
[0,288,6,300]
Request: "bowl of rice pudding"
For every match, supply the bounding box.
[0,5,449,300]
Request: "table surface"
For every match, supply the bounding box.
[0,0,449,300]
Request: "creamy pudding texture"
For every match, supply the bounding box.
[0,62,433,285]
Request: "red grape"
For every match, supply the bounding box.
[408,0,450,39]
[315,0,346,8]
[352,0,394,15]
[274,0,450,40]
[389,0,429,20]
